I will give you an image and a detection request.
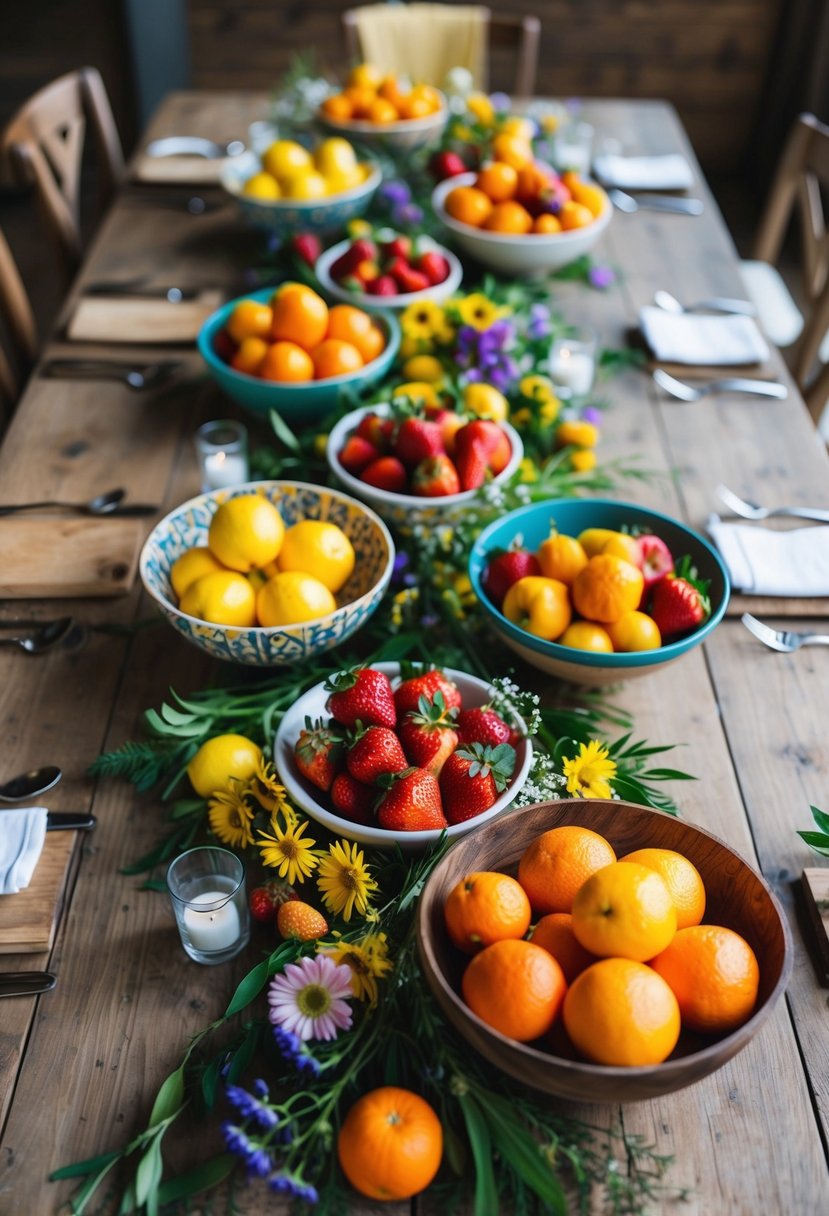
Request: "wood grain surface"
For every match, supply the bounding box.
[66,290,224,343]
[0,515,144,598]
[0,832,75,953]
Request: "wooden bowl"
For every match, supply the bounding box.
[416,799,792,1103]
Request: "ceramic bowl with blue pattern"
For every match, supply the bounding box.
[140,481,395,667]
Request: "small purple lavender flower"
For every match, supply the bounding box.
[528,303,552,340]
[226,1084,280,1132]
[395,201,424,228]
[490,92,511,113]
[379,180,411,207]
[272,1025,320,1077]
[420,612,440,628]
[463,367,484,383]
[582,406,603,425]
[266,233,283,255]
[253,1078,269,1100]
[479,319,515,354]
[221,1123,273,1177]
[392,551,411,583]
[269,1173,319,1203]
[588,265,615,290]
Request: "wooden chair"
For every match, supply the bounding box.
[0,227,38,424]
[0,67,124,283]
[342,5,541,99]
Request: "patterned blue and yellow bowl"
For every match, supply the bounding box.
[140,481,394,667]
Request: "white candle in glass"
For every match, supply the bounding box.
[202,450,249,489]
[549,344,595,395]
[183,891,241,953]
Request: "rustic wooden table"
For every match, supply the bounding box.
[1,94,828,1214]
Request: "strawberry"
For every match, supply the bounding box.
[366,275,400,296]
[379,233,412,260]
[355,411,393,450]
[249,881,298,924]
[456,419,510,472]
[411,454,461,497]
[428,149,467,180]
[214,329,236,363]
[393,417,445,469]
[456,706,514,749]
[339,434,380,474]
[360,456,408,493]
[290,232,322,268]
[649,556,711,641]
[346,725,408,784]
[388,256,431,294]
[398,692,459,776]
[375,768,447,831]
[394,669,463,717]
[293,717,344,792]
[326,667,397,730]
[329,237,377,280]
[482,549,541,607]
[277,901,329,942]
[454,437,489,491]
[440,743,516,825]
[330,771,376,825]
[417,250,450,286]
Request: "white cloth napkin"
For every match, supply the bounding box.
[640,307,770,366]
[0,807,48,894]
[707,515,829,596]
[592,153,694,191]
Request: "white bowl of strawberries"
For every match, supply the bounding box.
[327,402,523,527]
[274,662,533,851]
[315,230,463,308]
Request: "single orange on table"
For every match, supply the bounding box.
[518,825,617,915]
[651,924,759,1034]
[476,161,518,201]
[482,200,533,234]
[312,338,364,379]
[563,958,681,1066]
[259,341,314,383]
[226,298,273,344]
[337,1086,443,1201]
[572,554,645,624]
[271,283,329,350]
[444,185,493,227]
[620,848,705,928]
[444,871,531,954]
[530,912,596,983]
[462,938,567,1041]
[571,860,677,962]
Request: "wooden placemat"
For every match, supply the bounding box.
[132,155,228,185]
[67,291,223,344]
[0,832,75,954]
[0,517,144,598]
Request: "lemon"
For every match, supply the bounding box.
[262,139,313,182]
[207,494,285,573]
[276,520,355,592]
[401,354,445,384]
[282,171,328,201]
[187,733,262,798]
[315,136,358,177]
[242,171,281,200]
[256,571,336,626]
[179,570,258,627]
[392,381,440,408]
[322,167,363,195]
[170,547,225,599]
[462,382,509,422]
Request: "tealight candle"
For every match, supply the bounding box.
[166,847,249,965]
[195,420,250,492]
[549,328,598,398]
[182,891,241,953]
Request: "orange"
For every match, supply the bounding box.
[230,336,269,376]
[537,533,588,584]
[259,341,314,383]
[462,939,566,1041]
[271,283,329,350]
[357,322,386,364]
[577,527,621,557]
[516,162,553,199]
[530,912,596,983]
[569,179,607,217]
[620,848,705,928]
[226,299,273,344]
[563,958,681,1066]
[378,75,407,109]
[501,575,571,642]
[650,925,760,1033]
[398,94,433,121]
[475,161,518,202]
[409,84,442,111]
[533,213,562,234]
[321,94,353,122]
[572,554,645,624]
[444,871,532,954]
[601,533,642,566]
[326,304,375,350]
[559,201,595,230]
[347,62,383,91]
[606,611,662,652]
[368,97,399,124]
[571,861,677,961]
[492,132,533,170]
[312,338,364,379]
[444,185,493,227]
[558,621,614,652]
[482,201,533,234]
[518,825,617,915]
[337,1087,442,1201]
[343,85,377,119]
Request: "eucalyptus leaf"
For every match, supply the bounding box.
[268,407,301,452]
[134,1136,163,1208]
[225,959,270,1017]
[148,1065,185,1128]
[797,830,829,855]
[810,804,829,834]
[50,1148,121,1181]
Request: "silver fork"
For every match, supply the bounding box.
[741,613,829,652]
[653,369,788,401]
[717,484,829,524]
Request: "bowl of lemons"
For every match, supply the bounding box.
[140,481,394,666]
[220,137,381,236]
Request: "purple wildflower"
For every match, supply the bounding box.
[272,1025,321,1077]
[463,367,484,382]
[588,265,615,290]
[221,1123,273,1178]
[420,612,440,628]
[269,1173,319,1203]
[488,363,512,392]
[379,180,411,207]
[582,406,603,425]
[490,92,511,113]
[528,303,552,340]
[395,201,424,227]
[392,551,411,583]
[266,233,283,255]
[253,1078,269,1100]
[479,318,515,354]
[226,1084,280,1132]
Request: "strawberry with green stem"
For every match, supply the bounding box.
[326,667,397,730]
[346,725,408,784]
[649,556,711,641]
[293,717,344,793]
[440,742,517,824]
[398,691,459,777]
[375,767,447,831]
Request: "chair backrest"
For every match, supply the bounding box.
[0,227,38,422]
[342,5,540,98]
[0,67,124,281]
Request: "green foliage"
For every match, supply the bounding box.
[797,805,829,856]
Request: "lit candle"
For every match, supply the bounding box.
[202,450,249,489]
[549,340,596,396]
[182,890,242,953]
[195,420,250,492]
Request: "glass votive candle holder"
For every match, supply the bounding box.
[549,327,598,398]
[166,847,250,965]
[553,120,595,175]
[195,420,250,492]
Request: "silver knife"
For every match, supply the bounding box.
[46,812,97,831]
[0,972,56,997]
[609,188,704,215]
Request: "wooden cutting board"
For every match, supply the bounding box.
[0,516,144,598]
[132,155,228,185]
[0,832,75,954]
[67,291,223,344]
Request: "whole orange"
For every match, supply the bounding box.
[357,321,386,364]
[337,1087,442,1200]
[517,825,617,915]
[444,870,531,954]
[571,861,677,961]
[530,912,596,983]
[444,185,493,227]
[650,924,760,1033]
[620,848,706,929]
[537,533,588,585]
[572,554,645,624]
[559,201,595,230]
[226,298,273,344]
[533,214,562,234]
[271,283,329,351]
[558,621,614,653]
[321,94,353,122]
[312,338,364,379]
[326,305,382,363]
[259,341,314,383]
[475,161,518,202]
[492,132,533,170]
[230,336,269,376]
[563,958,681,1066]
[606,611,662,652]
[368,97,399,124]
[482,201,533,234]
[462,939,566,1041]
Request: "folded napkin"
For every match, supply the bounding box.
[67,292,223,344]
[640,307,770,366]
[0,808,47,894]
[132,155,227,186]
[592,153,694,191]
[707,515,829,596]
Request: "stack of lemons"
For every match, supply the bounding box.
[171,493,356,628]
[242,137,373,202]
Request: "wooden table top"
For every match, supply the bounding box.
[1,92,828,1214]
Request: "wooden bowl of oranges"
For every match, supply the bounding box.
[417,798,791,1103]
[318,63,448,152]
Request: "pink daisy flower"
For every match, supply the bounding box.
[267,954,354,1042]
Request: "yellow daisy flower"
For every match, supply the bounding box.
[519,373,557,403]
[320,932,393,1004]
[401,300,450,343]
[455,292,507,332]
[518,456,539,483]
[556,420,600,448]
[208,786,256,849]
[562,740,617,799]
[316,839,378,922]
[251,757,295,819]
[257,817,318,885]
[571,448,597,472]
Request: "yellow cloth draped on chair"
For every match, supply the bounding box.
[351,3,489,88]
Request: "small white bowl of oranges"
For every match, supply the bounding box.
[140,481,394,666]
[318,63,448,152]
[220,136,381,235]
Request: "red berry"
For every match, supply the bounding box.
[326,667,397,730]
[360,455,408,493]
[346,725,408,784]
[411,454,460,497]
[393,417,445,469]
[339,435,380,474]
[291,232,322,268]
[330,772,376,825]
[417,250,450,285]
[366,275,400,296]
[482,549,541,607]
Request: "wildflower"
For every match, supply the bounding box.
[221,1123,273,1177]
[466,92,495,125]
[582,405,603,425]
[268,954,354,1042]
[401,300,451,343]
[251,757,294,817]
[539,398,560,426]
[272,1025,321,1077]
[395,201,424,228]
[258,817,318,885]
[528,302,552,339]
[312,434,328,459]
[316,839,378,922]
[490,91,511,113]
[556,419,600,448]
[517,456,539,483]
[321,933,393,1004]
[269,1172,319,1203]
[225,1084,280,1132]
[588,264,616,290]
[519,372,556,404]
[571,449,597,472]
[208,786,255,849]
[562,740,617,799]
[456,293,505,332]
[379,179,411,207]
[444,65,474,99]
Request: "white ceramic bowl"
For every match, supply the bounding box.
[327,403,524,528]
[315,236,463,309]
[274,662,533,850]
[431,172,612,276]
[317,96,449,153]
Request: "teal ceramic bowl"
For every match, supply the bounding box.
[197,289,401,425]
[468,498,730,685]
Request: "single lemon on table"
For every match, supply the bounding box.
[241,171,281,200]
[262,139,313,182]
[207,494,285,573]
[187,733,262,798]
[179,570,257,627]
[276,520,355,592]
[170,547,225,599]
[256,571,336,626]
[315,136,358,176]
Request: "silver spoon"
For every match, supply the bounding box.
[0,619,75,654]
[608,188,704,215]
[654,289,757,317]
[717,484,829,524]
[0,764,62,802]
[652,369,788,401]
[0,489,125,517]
